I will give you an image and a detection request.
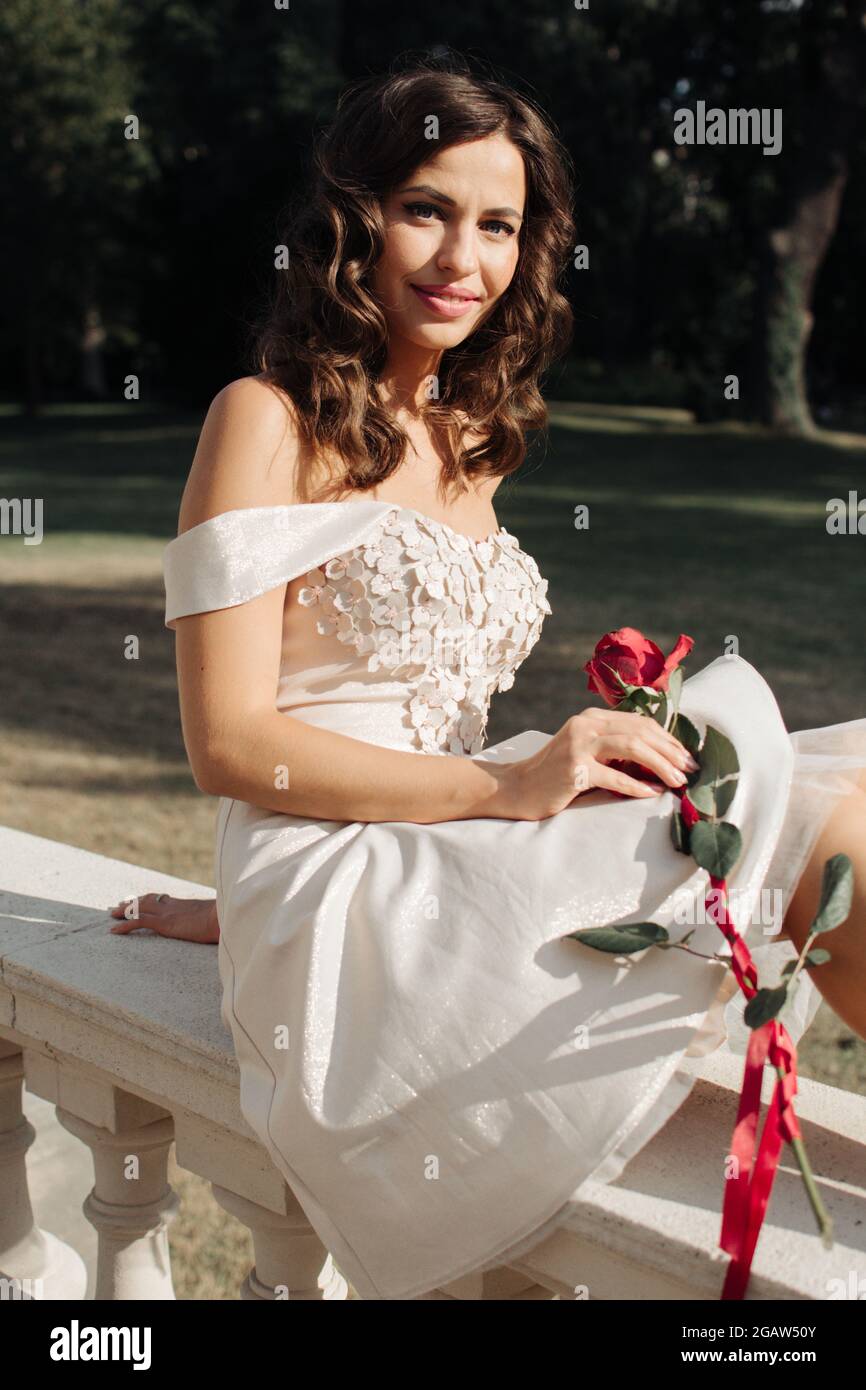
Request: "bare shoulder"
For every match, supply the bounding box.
[177,375,305,535]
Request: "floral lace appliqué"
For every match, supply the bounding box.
[296,506,551,755]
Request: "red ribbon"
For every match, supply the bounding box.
[678,792,801,1299]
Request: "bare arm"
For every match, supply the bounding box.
[174,377,693,825]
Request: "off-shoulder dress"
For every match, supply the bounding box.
[162,500,866,1299]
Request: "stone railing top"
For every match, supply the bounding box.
[0,824,240,1127]
[2,822,865,1301]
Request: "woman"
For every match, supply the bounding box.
[111,55,866,1300]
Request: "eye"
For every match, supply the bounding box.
[402,202,517,239]
[480,219,517,239]
[403,201,444,221]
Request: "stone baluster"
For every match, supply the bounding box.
[211,1184,348,1299]
[56,1105,179,1300]
[0,1042,87,1300]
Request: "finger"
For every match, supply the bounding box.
[592,763,667,798]
[109,916,153,934]
[603,710,694,762]
[597,736,688,789]
[644,728,696,771]
[114,911,200,942]
[603,711,692,756]
[110,911,180,938]
[138,892,169,912]
[111,893,168,919]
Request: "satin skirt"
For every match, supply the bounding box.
[213,655,866,1299]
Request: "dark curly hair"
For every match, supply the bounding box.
[252,50,576,503]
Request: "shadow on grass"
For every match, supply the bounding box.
[1,580,186,771]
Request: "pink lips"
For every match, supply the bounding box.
[410,284,480,319]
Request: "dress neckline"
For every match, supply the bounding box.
[284,498,505,547]
[371,502,505,548]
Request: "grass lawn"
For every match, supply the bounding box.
[1,399,864,1296]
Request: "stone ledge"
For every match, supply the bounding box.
[2,823,865,1300]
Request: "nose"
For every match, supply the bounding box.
[436,217,479,279]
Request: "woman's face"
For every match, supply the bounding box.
[371,133,525,354]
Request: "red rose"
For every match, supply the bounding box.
[583,626,694,708]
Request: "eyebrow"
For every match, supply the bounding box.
[399,184,524,222]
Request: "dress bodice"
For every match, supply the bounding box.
[163,501,551,756]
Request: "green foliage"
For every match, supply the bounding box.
[0,0,154,400]
[811,853,854,935]
[568,921,670,954]
[3,0,864,415]
[687,725,739,818]
[744,983,790,1029]
[688,819,742,878]
[671,713,701,759]
[670,809,690,854]
[742,854,852,1030]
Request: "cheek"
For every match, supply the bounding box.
[482,248,519,307]
[494,244,520,293]
[379,223,429,279]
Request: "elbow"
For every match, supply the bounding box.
[192,765,223,798]
[184,709,267,799]
[190,748,233,798]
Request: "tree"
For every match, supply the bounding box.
[750,0,866,433]
[0,0,153,411]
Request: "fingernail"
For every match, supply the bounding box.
[684,755,699,770]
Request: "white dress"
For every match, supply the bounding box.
[163,499,866,1300]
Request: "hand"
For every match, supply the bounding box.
[108,893,220,943]
[499,707,698,821]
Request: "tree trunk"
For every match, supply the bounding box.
[754,164,848,435]
[750,0,865,435]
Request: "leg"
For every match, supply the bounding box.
[108,892,220,943]
[779,784,866,1040]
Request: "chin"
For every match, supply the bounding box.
[399,318,479,350]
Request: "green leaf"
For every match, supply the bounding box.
[781,959,798,977]
[688,725,739,818]
[689,819,743,878]
[688,778,737,818]
[670,810,690,855]
[702,724,740,778]
[688,781,716,816]
[810,853,854,935]
[710,777,738,816]
[671,712,701,759]
[650,690,668,727]
[567,921,670,954]
[744,984,789,1029]
[805,948,832,966]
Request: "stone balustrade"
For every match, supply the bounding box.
[1,825,864,1301]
